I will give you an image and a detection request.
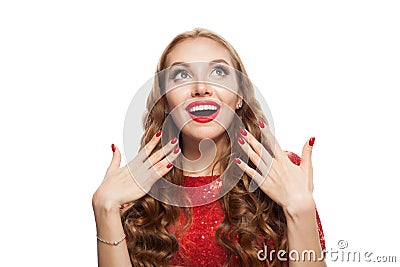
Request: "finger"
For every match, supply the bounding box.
[257,119,286,161]
[301,137,315,175]
[149,145,181,180]
[234,157,268,191]
[237,134,270,175]
[142,136,179,170]
[107,143,121,171]
[131,148,181,197]
[239,128,273,169]
[137,129,163,162]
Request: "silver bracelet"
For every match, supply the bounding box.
[97,235,126,246]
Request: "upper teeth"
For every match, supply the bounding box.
[189,105,218,113]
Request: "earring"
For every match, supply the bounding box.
[236,101,242,109]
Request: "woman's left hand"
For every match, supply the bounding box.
[235,120,316,215]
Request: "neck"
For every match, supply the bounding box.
[180,133,226,176]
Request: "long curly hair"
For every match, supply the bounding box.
[121,28,288,266]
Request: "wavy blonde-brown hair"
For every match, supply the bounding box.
[121,28,288,266]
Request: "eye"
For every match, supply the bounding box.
[210,65,229,77]
[173,70,191,80]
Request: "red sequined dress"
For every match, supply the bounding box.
[169,152,326,266]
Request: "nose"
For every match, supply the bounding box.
[191,82,213,97]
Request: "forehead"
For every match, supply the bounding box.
[165,37,234,67]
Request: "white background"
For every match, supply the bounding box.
[1,1,399,266]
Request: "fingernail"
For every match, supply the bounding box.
[167,162,173,168]
[156,129,162,137]
[238,136,245,145]
[171,137,178,144]
[309,137,315,146]
[111,144,116,152]
[258,120,265,128]
[240,128,247,136]
[234,158,241,164]
[174,146,180,154]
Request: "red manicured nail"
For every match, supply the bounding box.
[258,120,265,128]
[171,137,178,144]
[174,146,180,154]
[240,128,247,136]
[167,162,173,168]
[237,136,245,145]
[156,129,162,137]
[309,137,315,146]
[111,144,116,152]
[234,158,241,164]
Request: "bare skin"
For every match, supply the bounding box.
[92,37,326,267]
[236,121,325,266]
[164,38,242,176]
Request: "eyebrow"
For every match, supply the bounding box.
[169,59,231,67]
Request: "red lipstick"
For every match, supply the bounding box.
[185,100,220,123]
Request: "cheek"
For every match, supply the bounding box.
[217,89,238,107]
[165,92,182,110]
[165,91,188,129]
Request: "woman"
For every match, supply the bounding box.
[92,28,326,267]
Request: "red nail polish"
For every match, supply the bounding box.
[167,162,173,168]
[238,136,245,145]
[240,128,247,136]
[171,137,178,144]
[234,158,241,164]
[111,144,116,152]
[156,129,162,137]
[258,120,265,128]
[174,146,180,154]
[309,137,315,146]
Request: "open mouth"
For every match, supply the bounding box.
[185,100,220,123]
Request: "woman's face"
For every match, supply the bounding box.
[164,37,242,143]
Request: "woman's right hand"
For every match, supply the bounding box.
[92,130,180,214]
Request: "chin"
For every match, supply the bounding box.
[181,123,226,141]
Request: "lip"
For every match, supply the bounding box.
[185,100,221,123]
